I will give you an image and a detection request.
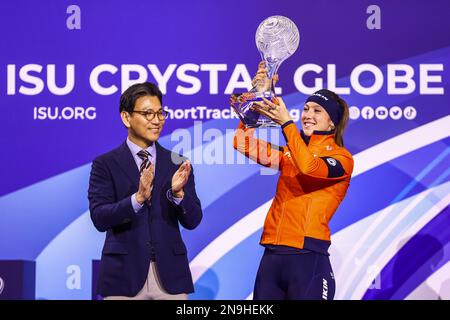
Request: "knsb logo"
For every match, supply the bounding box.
[326,158,337,166]
[0,277,4,295]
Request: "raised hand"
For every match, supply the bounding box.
[136,163,155,204]
[251,61,279,92]
[171,160,191,198]
[253,97,292,126]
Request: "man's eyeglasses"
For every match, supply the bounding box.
[131,110,168,121]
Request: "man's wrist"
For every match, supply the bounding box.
[136,193,145,204]
[172,189,184,199]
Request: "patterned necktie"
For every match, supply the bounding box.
[137,150,151,174]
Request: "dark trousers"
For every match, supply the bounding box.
[253,249,336,300]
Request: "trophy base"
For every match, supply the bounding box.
[230,91,280,128]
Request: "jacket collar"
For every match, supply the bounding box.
[300,129,336,146]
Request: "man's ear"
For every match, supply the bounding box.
[121,111,131,128]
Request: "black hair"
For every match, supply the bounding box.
[119,82,163,113]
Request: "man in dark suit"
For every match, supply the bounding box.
[88,82,202,300]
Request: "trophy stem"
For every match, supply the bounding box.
[266,61,281,79]
[262,58,282,94]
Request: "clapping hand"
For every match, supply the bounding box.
[171,160,191,198]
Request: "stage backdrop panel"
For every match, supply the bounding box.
[0,0,449,299]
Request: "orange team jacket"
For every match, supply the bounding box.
[233,120,354,254]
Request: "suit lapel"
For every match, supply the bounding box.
[113,141,140,189]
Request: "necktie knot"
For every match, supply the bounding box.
[137,149,150,161]
[137,150,151,173]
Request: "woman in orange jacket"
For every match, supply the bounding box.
[233,64,354,300]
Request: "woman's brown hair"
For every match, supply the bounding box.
[320,89,349,147]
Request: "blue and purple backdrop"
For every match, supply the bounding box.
[0,0,449,300]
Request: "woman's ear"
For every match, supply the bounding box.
[329,119,335,130]
[121,111,131,128]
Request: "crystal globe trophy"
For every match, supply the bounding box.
[230,16,300,128]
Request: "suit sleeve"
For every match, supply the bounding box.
[281,121,354,179]
[172,166,203,230]
[233,121,284,170]
[88,157,137,232]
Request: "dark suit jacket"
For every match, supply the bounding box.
[88,141,202,297]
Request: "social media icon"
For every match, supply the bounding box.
[404,106,417,120]
[361,106,375,120]
[389,106,402,120]
[375,106,388,120]
[349,106,360,120]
